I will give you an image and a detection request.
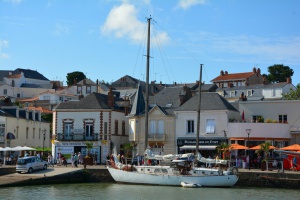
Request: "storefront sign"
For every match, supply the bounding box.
[56,141,100,146]
[177,139,221,146]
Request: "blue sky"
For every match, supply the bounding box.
[1,0,299,86]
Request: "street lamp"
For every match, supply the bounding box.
[246,129,252,170]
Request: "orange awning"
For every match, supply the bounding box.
[250,145,277,150]
[229,143,248,150]
[280,144,300,151]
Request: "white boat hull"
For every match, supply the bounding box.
[107,167,238,187]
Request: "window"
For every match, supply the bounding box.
[85,123,94,137]
[158,120,164,134]
[186,120,194,134]
[206,119,215,134]
[150,120,156,134]
[77,86,82,94]
[0,124,5,143]
[114,120,118,135]
[64,123,73,136]
[279,115,287,123]
[3,89,7,95]
[104,122,108,140]
[247,90,252,96]
[122,120,126,136]
[252,115,263,122]
[86,86,91,94]
[26,127,29,139]
[129,120,135,134]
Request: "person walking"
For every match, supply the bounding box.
[74,153,78,168]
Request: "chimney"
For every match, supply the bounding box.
[196,80,199,86]
[96,79,99,93]
[257,68,261,74]
[263,77,267,85]
[220,70,224,76]
[174,82,177,86]
[253,67,256,73]
[108,87,114,108]
[245,79,249,86]
[83,79,86,84]
[160,81,162,85]
[287,77,292,84]
[225,71,228,75]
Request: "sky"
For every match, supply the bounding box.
[0,0,300,86]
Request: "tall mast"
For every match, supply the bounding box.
[144,16,151,152]
[196,64,203,159]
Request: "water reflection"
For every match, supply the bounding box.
[0,183,298,200]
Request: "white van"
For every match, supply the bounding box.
[16,156,48,173]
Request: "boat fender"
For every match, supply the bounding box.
[218,170,223,176]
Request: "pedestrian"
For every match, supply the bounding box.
[93,154,97,165]
[71,154,75,168]
[74,153,78,167]
[78,152,83,165]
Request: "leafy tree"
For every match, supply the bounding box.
[264,64,294,83]
[66,71,86,86]
[259,142,271,162]
[216,142,230,159]
[122,142,134,158]
[283,84,300,100]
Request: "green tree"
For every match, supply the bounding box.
[283,84,300,100]
[259,142,271,162]
[263,64,294,83]
[66,71,86,86]
[216,142,230,159]
[122,142,134,158]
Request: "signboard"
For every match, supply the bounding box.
[177,139,221,146]
[56,146,74,162]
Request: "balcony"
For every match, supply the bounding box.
[148,133,166,142]
[56,133,99,141]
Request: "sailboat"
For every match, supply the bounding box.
[106,17,239,187]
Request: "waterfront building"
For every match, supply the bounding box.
[52,90,130,164]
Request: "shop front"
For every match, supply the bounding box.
[52,141,102,164]
[177,138,222,157]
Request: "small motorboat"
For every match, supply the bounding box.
[181,182,201,188]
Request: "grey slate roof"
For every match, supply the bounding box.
[20,83,53,89]
[175,92,238,112]
[0,70,13,82]
[13,68,49,81]
[128,84,145,116]
[54,92,123,110]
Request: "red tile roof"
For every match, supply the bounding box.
[7,74,22,78]
[211,72,254,82]
[26,106,53,114]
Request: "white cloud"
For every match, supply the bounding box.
[101,3,169,45]
[0,39,9,59]
[186,32,300,65]
[4,0,23,4]
[177,0,207,10]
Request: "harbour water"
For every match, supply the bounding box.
[0,183,298,200]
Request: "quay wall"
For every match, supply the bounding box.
[1,167,300,189]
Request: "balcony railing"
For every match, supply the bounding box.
[56,133,99,141]
[148,133,166,142]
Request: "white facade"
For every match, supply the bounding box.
[239,100,300,144]
[262,84,295,99]
[174,110,239,154]
[53,109,129,164]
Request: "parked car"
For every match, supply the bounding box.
[16,156,48,173]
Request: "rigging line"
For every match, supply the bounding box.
[151,25,172,84]
[281,113,300,140]
[132,23,148,80]
[155,23,200,65]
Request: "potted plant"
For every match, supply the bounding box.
[83,141,94,166]
[259,142,271,171]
